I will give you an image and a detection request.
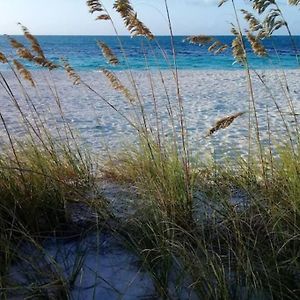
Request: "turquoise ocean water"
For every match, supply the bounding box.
[0,35,299,70]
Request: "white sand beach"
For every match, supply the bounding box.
[1,69,299,159]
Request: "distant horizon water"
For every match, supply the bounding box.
[0,35,299,70]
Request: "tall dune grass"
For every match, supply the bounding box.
[0,31,105,298]
[97,1,300,298]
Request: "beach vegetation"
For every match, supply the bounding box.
[0,0,300,299]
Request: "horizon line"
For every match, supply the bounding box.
[1,34,299,37]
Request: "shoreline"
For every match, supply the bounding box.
[1,67,300,73]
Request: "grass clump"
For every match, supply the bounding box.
[108,145,300,299]
[0,141,94,234]
[95,1,300,297]
[104,137,194,225]
[0,140,104,299]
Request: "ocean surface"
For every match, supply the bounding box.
[0,35,299,70]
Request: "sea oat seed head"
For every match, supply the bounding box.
[113,0,154,40]
[102,69,135,103]
[0,52,8,64]
[13,59,35,87]
[206,112,245,137]
[86,0,110,19]
[18,23,45,59]
[62,59,81,85]
[97,41,119,65]
[247,32,267,56]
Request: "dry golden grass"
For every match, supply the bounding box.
[87,0,110,20]
[206,112,245,137]
[185,35,228,55]
[101,69,135,102]
[0,51,7,63]
[247,32,267,57]
[8,36,35,62]
[16,47,35,61]
[97,41,119,65]
[241,9,262,32]
[19,23,45,58]
[8,36,24,49]
[251,0,275,14]
[95,14,110,20]
[231,28,246,64]
[8,33,57,70]
[13,60,35,87]
[62,59,81,85]
[185,35,213,45]
[218,0,228,7]
[86,0,104,14]
[113,0,154,40]
[33,56,57,70]
[288,0,300,4]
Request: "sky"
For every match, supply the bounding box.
[0,0,299,35]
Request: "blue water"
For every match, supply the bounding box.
[0,35,299,70]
